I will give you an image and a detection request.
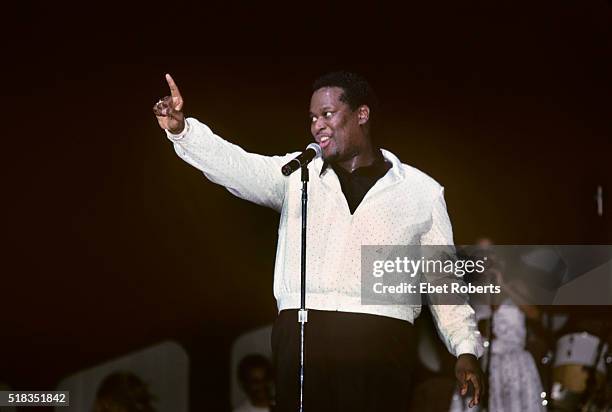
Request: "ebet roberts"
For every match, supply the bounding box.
[373,282,501,294]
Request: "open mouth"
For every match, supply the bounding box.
[318,135,332,149]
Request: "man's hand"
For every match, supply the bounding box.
[455,353,485,408]
[153,73,185,134]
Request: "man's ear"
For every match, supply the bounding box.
[357,105,370,125]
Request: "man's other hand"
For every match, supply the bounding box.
[455,353,486,408]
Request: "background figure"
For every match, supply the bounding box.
[487,300,545,412]
[234,354,274,412]
[231,325,273,409]
[57,341,188,412]
[93,371,157,412]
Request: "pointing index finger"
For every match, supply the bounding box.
[165,73,182,99]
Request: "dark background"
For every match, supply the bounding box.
[2,1,611,411]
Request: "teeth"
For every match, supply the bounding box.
[320,136,330,143]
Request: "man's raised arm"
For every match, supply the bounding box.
[153,74,292,211]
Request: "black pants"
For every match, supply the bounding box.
[272,309,417,412]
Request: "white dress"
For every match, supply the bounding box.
[450,301,545,412]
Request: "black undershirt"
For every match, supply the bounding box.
[322,150,392,214]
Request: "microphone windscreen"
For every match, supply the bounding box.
[307,143,322,158]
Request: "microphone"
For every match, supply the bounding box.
[281,143,322,176]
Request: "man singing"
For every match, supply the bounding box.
[153,71,484,412]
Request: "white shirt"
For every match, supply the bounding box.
[167,117,483,358]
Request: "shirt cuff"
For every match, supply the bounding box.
[454,339,484,358]
[166,119,190,141]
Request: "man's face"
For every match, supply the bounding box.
[309,87,365,163]
[243,366,271,403]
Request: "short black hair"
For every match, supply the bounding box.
[95,371,157,412]
[312,71,379,118]
[237,354,273,383]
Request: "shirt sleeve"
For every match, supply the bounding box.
[422,187,485,358]
[166,117,293,212]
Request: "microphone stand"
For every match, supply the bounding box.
[298,164,309,412]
